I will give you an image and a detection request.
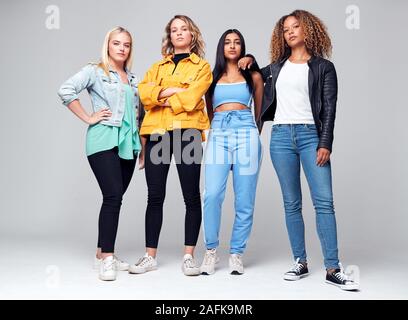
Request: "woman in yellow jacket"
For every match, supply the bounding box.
[128,15,212,276]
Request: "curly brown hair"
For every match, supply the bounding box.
[270,10,332,63]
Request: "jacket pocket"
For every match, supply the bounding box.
[180,70,199,87]
[101,75,119,91]
[100,76,120,108]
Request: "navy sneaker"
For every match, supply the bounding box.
[326,264,359,291]
[283,258,309,281]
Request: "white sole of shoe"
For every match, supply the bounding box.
[99,274,117,281]
[117,265,130,271]
[183,268,201,276]
[325,280,359,291]
[283,272,309,281]
[128,265,157,274]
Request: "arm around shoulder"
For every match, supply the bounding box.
[252,71,264,125]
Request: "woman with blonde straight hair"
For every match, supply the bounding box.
[58,26,142,281]
[128,15,212,276]
[99,27,134,75]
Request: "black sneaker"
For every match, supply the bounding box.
[325,264,359,291]
[283,258,309,281]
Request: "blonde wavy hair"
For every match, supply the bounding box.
[161,15,205,58]
[98,26,133,76]
[270,10,332,63]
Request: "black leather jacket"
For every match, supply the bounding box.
[252,55,338,152]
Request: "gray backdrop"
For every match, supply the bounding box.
[1,0,407,267]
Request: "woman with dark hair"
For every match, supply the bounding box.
[240,10,358,290]
[200,29,263,275]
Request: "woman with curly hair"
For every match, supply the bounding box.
[241,10,359,290]
[128,15,212,276]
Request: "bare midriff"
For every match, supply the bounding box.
[214,102,249,112]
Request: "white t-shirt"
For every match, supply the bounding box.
[274,59,315,125]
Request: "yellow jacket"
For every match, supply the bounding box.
[138,53,212,138]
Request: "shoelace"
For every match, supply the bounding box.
[231,255,243,267]
[203,250,217,266]
[113,255,124,264]
[184,257,197,269]
[102,258,116,271]
[136,256,151,267]
[333,263,351,282]
[289,258,304,273]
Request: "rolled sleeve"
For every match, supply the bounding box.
[57,64,96,106]
[167,93,184,115]
[167,62,212,115]
[138,64,165,111]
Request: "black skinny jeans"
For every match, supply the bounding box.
[144,129,203,248]
[88,147,136,253]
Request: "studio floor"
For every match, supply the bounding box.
[0,239,406,300]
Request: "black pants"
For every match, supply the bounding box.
[145,129,203,248]
[88,147,136,253]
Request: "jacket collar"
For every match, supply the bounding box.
[108,65,136,79]
[277,54,319,66]
[307,55,319,65]
[158,52,201,65]
[108,65,131,73]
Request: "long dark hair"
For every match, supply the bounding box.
[208,29,253,98]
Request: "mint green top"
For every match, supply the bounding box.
[86,84,141,159]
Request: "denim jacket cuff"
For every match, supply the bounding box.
[62,96,79,107]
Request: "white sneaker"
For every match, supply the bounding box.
[229,253,244,275]
[128,253,158,274]
[200,248,219,275]
[182,254,200,276]
[99,255,117,281]
[94,255,130,271]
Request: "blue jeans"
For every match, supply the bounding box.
[269,124,339,269]
[203,109,262,254]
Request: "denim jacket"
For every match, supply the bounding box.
[58,63,141,127]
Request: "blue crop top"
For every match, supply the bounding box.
[212,81,252,110]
